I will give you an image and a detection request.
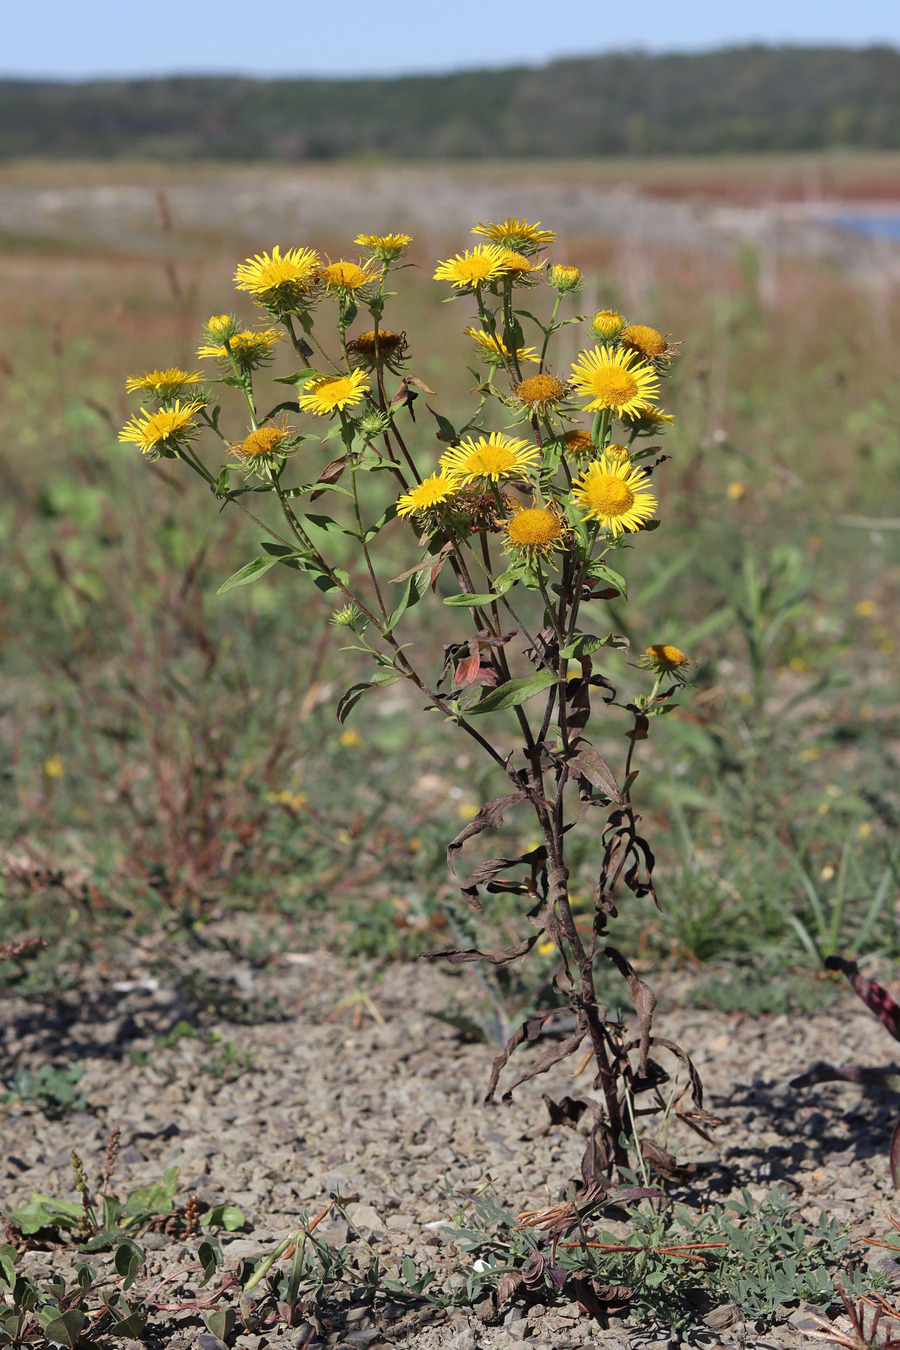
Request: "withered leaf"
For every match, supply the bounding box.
[826,954,900,1043]
[567,748,623,804]
[640,1137,696,1183]
[521,1252,545,1291]
[422,933,540,966]
[541,1093,590,1130]
[309,455,348,501]
[446,793,527,875]
[604,946,656,1074]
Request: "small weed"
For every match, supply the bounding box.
[1,1064,87,1119]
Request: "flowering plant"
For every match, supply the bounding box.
[121,216,707,1187]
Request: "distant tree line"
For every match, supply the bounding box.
[3,45,900,161]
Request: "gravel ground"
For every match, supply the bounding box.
[3,937,900,1349]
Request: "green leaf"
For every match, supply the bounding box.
[41,1309,86,1348]
[386,572,425,634]
[560,632,629,659]
[216,555,281,594]
[123,1166,179,1219]
[443,592,498,607]
[586,560,628,595]
[0,1247,15,1288]
[304,513,357,537]
[467,669,557,715]
[363,501,398,542]
[9,1196,82,1235]
[273,369,326,387]
[200,1204,245,1232]
[197,1238,223,1285]
[336,670,402,726]
[204,1308,236,1342]
[113,1239,145,1291]
[426,405,458,443]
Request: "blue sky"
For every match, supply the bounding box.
[2,0,899,79]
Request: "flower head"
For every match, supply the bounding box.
[548,264,582,293]
[434,246,508,290]
[472,217,556,253]
[347,328,408,372]
[620,406,675,436]
[126,367,204,401]
[297,369,369,416]
[197,326,285,367]
[440,432,539,486]
[496,249,542,284]
[620,323,677,363]
[591,309,625,341]
[204,314,237,342]
[331,602,362,629]
[572,456,657,537]
[604,442,631,463]
[320,259,381,294]
[639,644,696,679]
[354,232,412,261]
[562,429,595,460]
[396,472,458,518]
[514,374,566,409]
[570,346,659,418]
[229,419,298,475]
[504,500,568,558]
[464,326,539,365]
[119,399,204,460]
[234,245,321,308]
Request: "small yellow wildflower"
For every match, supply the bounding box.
[471,217,556,252]
[457,802,480,821]
[297,369,369,416]
[591,309,625,341]
[229,419,297,474]
[396,472,457,518]
[573,456,657,537]
[570,347,659,418]
[561,429,595,459]
[354,232,412,261]
[514,374,566,409]
[440,432,540,486]
[620,323,675,362]
[855,599,877,617]
[605,443,631,463]
[639,644,696,677]
[820,864,836,881]
[126,367,204,401]
[233,245,321,307]
[503,501,568,558]
[548,264,581,292]
[621,406,675,435]
[320,259,381,293]
[44,755,65,779]
[727,482,745,500]
[347,328,408,370]
[859,822,873,838]
[537,939,557,957]
[433,246,508,290]
[119,399,204,458]
[197,327,285,366]
[464,327,539,364]
[340,729,362,748]
[496,249,543,282]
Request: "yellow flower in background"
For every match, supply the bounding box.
[591,309,625,341]
[126,367,204,401]
[496,249,543,282]
[197,327,285,366]
[397,472,457,518]
[571,346,659,417]
[640,644,696,677]
[354,232,412,261]
[433,246,508,289]
[514,374,566,409]
[855,599,877,617]
[320,259,381,293]
[471,217,556,252]
[504,501,568,558]
[727,482,746,500]
[234,245,321,306]
[464,327,540,364]
[620,323,674,361]
[229,420,297,474]
[562,429,595,459]
[119,399,204,457]
[297,369,369,416]
[440,432,540,486]
[340,729,362,748]
[44,755,65,779]
[548,264,581,292]
[573,456,657,536]
[621,406,675,435]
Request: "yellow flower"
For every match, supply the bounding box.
[347,328,408,370]
[229,419,297,474]
[591,310,625,341]
[197,327,285,366]
[464,327,540,364]
[562,429,595,459]
[204,314,237,341]
[570,346,659,418]
[727,482,745,500]
[440,432,540,486]
[620,323,675,362]
[639,644,696,676]
[126,367,204,401]
[119,399,204,458]
[855,599,877,617]
[44,754,65,779]
[620,406,675,435]
[496,249,542,282]
[433,246,508,290]
[340,729,362,748]
[354,232,412,261]
[548,264,581,292]
[396,472,457,517]
[471,217,556,253]
[504,501,568,557]
[233,245,321,307]
[605,443,631,462]
[320,259,381,293]
[514,374,566,409]
[297,369,369,416]
[573,456,657,537]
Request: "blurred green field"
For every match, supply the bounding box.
[1,158,898,1020]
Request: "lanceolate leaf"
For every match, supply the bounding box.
[216,555,282,594]
[336,670,403,725]
[568,748,623,803]
[561,633,629,660]
[467,670,556,715]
